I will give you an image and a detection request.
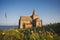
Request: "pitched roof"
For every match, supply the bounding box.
[20,16,32,21]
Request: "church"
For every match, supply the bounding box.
[19,10,42,29]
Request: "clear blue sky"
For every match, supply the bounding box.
[0,0,60,25]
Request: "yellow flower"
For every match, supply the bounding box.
[2,32,5,35]
[49,35,53,38]
[15,29,19,32]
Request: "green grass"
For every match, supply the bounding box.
[0,23,60,40]
[0,28,60,40]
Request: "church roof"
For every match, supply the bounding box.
[20,16,32,21]
[32,10,37,16]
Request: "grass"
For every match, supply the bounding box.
[0,23,60,40]
[0,27,60,40]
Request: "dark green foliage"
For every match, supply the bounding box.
[44,23,60,35]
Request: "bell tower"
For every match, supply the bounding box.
[32,10,38,19]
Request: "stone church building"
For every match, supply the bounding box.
[19,10,42,29]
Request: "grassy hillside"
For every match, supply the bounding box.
[0,23,60,40]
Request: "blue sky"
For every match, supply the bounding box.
[0,0,60,25]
